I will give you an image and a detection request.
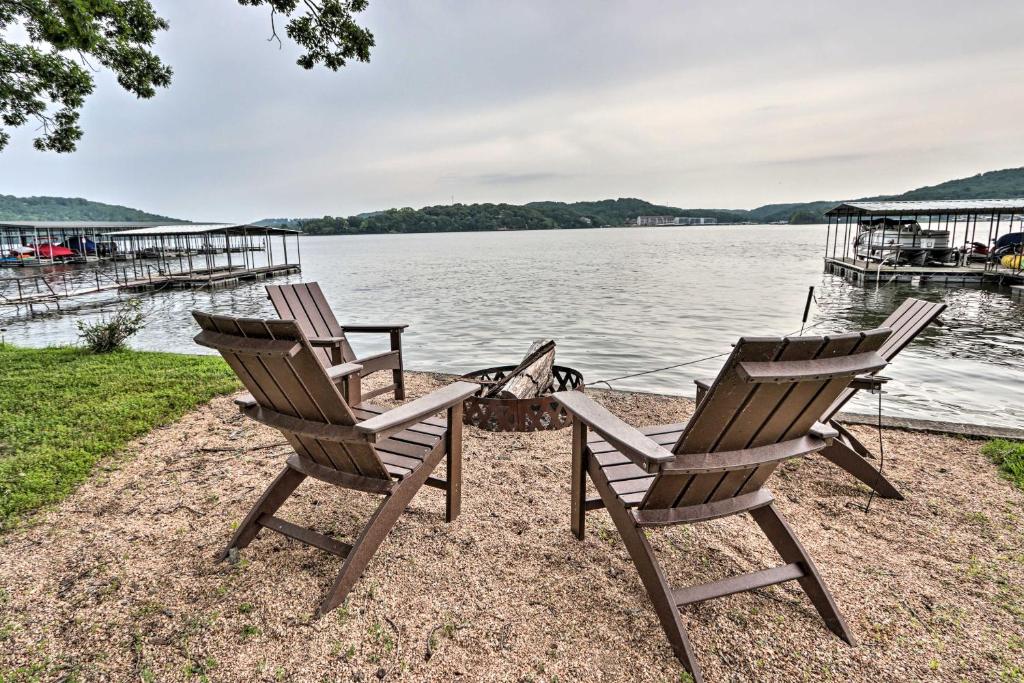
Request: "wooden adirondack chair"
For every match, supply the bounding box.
[192,311,479,616]
[267,282,408,402]
[556,329,891,682]
[696,297,945,499]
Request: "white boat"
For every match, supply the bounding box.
[854,219,954,265]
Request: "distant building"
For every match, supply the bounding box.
[636,215,676,226]
[637,215,718,226]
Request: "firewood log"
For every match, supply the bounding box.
[484,339,556,399]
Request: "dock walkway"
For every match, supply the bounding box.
[824,256,1024,286]
[120,263,300,292]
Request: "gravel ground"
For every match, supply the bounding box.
[1,372,1021,682]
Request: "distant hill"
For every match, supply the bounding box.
[266,167,1024,235]
[10,166,1024,233]
[251,217,307,227]
[0,195,177,222]
[284,198,752,236]
[872,167,1024,201]
[526,198,749,226]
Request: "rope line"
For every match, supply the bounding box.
[590,319,831,389]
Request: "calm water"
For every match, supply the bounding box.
[3,225,1022,428]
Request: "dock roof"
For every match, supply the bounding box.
[0,221,174,231]
[826,199,1024,217]
[105,223,300,237]
[0,221,299,236]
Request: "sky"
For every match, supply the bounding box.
[1,0,1023,222]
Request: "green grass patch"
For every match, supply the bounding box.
[983,440,1024,492]
[0,344,238,529]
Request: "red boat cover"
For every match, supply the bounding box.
[34,244,76,258]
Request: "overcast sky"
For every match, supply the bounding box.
[1,1,1023,221]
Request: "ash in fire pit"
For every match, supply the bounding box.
[461,340,585,432]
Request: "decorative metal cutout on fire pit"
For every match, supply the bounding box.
[460,365,585,432]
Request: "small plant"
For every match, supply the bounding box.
[76,300,146,353]
[983,440,1024,491]
[240,624,260,640]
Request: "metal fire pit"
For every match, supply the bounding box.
[460,365,585,432]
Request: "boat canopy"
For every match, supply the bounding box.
[827,199,1024,218]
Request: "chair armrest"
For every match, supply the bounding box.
[694,377,714,404]
[309,336,347,348]
[553,391,675,473]
[234,393,257,409]
[849,374,890,391]
[809,421,839,443]
[356,381,480,442]
[341,324,409,333]
[326,363,364,382]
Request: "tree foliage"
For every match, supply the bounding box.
[238,0,373,70]
[0,193,175,221]
[292,198,753,236]
[0,0,373,153]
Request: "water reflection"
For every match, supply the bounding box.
[2,225,1021,428]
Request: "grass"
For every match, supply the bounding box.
[0,344,238,529]
[983,440,1024,492]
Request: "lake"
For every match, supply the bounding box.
[2,225,1022,428]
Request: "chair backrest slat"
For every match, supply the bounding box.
[640,329,891,510]
[267,282,356,366]
[876,298,945,361]
[823,298,945,420]
[193,311,389,480]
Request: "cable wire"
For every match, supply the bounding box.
[590,319,831,389]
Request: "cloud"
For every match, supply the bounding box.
[2,0,1024,219]
[472,172,576,186]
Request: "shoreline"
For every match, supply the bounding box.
[430,370,1024,440]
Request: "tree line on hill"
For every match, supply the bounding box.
[292,199,755,235]
[4,167,1023,230]
[290,167,1024,235]
[0,195,174,222]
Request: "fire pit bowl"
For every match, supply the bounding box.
[459,365,585,432]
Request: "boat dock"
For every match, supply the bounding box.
[823,256,1023,286]
[823,199,1024,289]
[120,263,300,292]
[0,222,302,315]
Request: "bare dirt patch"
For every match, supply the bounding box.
[0,373,1021,682]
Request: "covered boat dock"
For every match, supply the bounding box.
[824,199,1024,286]
[0,222,301,314]
[106,223,301,291]
[0,221,170,266]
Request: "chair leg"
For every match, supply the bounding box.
[390,330,405,400]
[832,421,874,459]
[317,443,447,616]
[219,465,306,561]
[750,502,856,645]
[589,463,703,681]
[317,478,424,616]
[570,420,587,540]
[819,438,903,500]
[445,403,463,523]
